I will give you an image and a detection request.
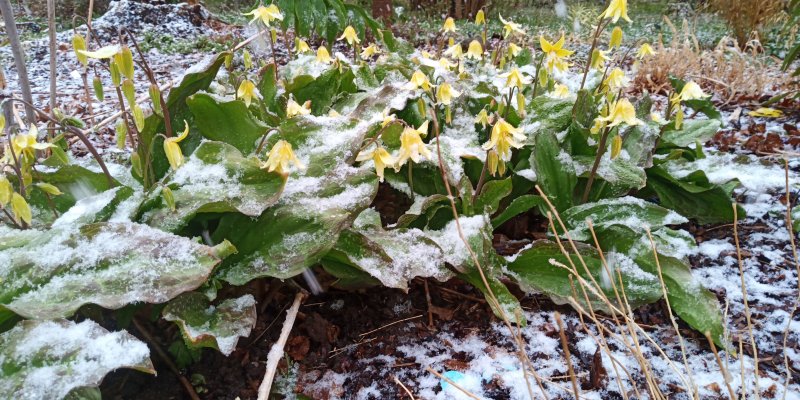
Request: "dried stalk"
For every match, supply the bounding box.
[256,291,305,400]
[0,0,35,120]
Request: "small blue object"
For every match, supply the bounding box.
[440,370,465,391]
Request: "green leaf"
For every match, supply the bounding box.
[187,93,269,154]
[0,319,154,399]
[28,165,120,224]
[163,292,257,356]
[561,196,688,241]
[475,178,512,215]
[395,194,450,228]
[660,119,721,148]
[492,194,543,228]
[0,222,226,319]
[645,166,742,225]
[286,67,357,115]
[459,268,525,326]
[532,131,575,212]
[668,77,721,120]
[137,141,286,232]
[51,186,135,227]
[295,0,313,37]
[506,241,663,313]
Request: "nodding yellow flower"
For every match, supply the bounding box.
[361,44,380,58]
[482,118,525,161]
[599,99,642,128]
[551,84,571,99]
[10,192,31,225]
[316,46,332,64]
[466,40,483,60]
[486,149,506,176]
[637,43,656,58]
[295,39,311,54]
[507,43,523,58]
[405,70,432,91]
[499,15,526,38]
[0,176,11,207]
[286,98,311,118]
[395,122,432,169]
[381,109,397,127]
[603,68,630,91]
[650,112,667,124]
[164,121,190,170]
[609,26,624,48]
[438,57,456,69]
[600,0,631,23]
[12,126,53,160]
[356,146,395,182]
[338,25,360,45]
[237,79,257,107]
[72,34,88,66]
[442,17,457,33]
[540,34,574,72]
[590,118,607,135]
[610,135,623,159]
[500,68,532,89]
[748,107,784,118]
[475,109,492,128]
[244,4,284,26]
[590,49,611,70]
[437,82,461,105]
[475,9,486,25]
[444,43,464,59]
[262,140,304,174]
[676,81,709,103]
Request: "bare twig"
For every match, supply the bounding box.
[256,291,305,400]
[555,312,581,399]
[132,319,201,400]
[393,375,416,399]
[46,0,56,137]
[0,0,34,121]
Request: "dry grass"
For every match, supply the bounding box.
[706,0,787,47]
[633,17,798,105]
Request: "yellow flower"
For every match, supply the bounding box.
[442,17,457,33]
[590,118,607,135]
[12,126,52,160]
[437,82,461,105]
[551,84,571,99]
[237,79,257,107]
[748,107,784,118]
[677,81,709,102]
[499,15,525,38]
[590,49,611,70]
[286,98,311,118]
[466,40,483,60]
[0,176,11,207]
[338,25,360,45]
[609,26,624,48]
[356,146,395,182]
[328,109,341,117]
[444,43,464,59]
[486,149,505,176]
[475,9,486,25]
[405,70,432,91]
[10,192,31,225]
[164,121,190,170]
[599,99,642,128]
[395,122,432,168]
[316,46,332,64]
[603,68,630,91]
[637,43,656,58]
[262,140,304,174]
[507,43,523,59]
[244,4,284,26]
[610,135,623,159]
[381,109,397,127]
[600,0,631,23]
[500,68,532,89]
[438,57,456,69]
[295,39,311,54]
[361,44,380,58]
[540,34,574,72]
[475,109,492,128]
[650,112,666,124]
[482,118,525,161]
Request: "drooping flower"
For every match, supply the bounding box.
[610,135,623,159]
[262,140,304,174]
[164,121,190,170]
[475,9,486,25]
[466,40,483,60]
[499,15,526,38]
[361,44,380,58]
[499,68,532,89]
[316,46,332,64]
[507,43,523,58]
[637,43,656,58]
[405,70,432,91]
[437,82,461,105]
[11,126,53,161]
[482,118,525,161]
[338,25,360,45]
[551,84,571,99]
[603,68,630,91]
[475,109,492,128]
[442,17,457,33]
[590,49,611,70]
[540,34,574,72]
[598,98,642,128]
[237,79,257,107]
[286,98,311,118]
[600,0,631,23]
[444,43,464,59]
[609,26,624,48]
[244,4,284,26]
[676,81,709,102]
[438,57,456,69]
[295,39,311,54]
[395,122,432,169]
[381,109,397,127]
[356,146,395,182]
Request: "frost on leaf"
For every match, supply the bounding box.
[162,292,257,356]
[138,141,286,232]
[0,222,224,319]
[0,319,153,400]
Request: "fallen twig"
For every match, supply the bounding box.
[256,291,306,400]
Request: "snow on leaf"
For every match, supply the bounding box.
[0,319,153,400]
[162,292,256,356]
[561,196,688,241]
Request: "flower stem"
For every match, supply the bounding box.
[407,161,415,202]
[581,126,611,203]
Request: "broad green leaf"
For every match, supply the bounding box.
[492,194,543,228]
[660,119,721,148]
[286,67,358,115]
[137,141,286,232]
[668,77,721,120]
[163,293,256,356]
[187,93,269,154]
[645,166,742,225]
[573,154,647,192]
[0,319,154,400]
[532,131,575,212]
[460,268,525,326]
[395,194,450,228]
[506,240,663,313]
[51,186,135,228]
[475,178,512,215]
[0,222,228,319]
[561,196,688,241]
[28,165,120,225]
